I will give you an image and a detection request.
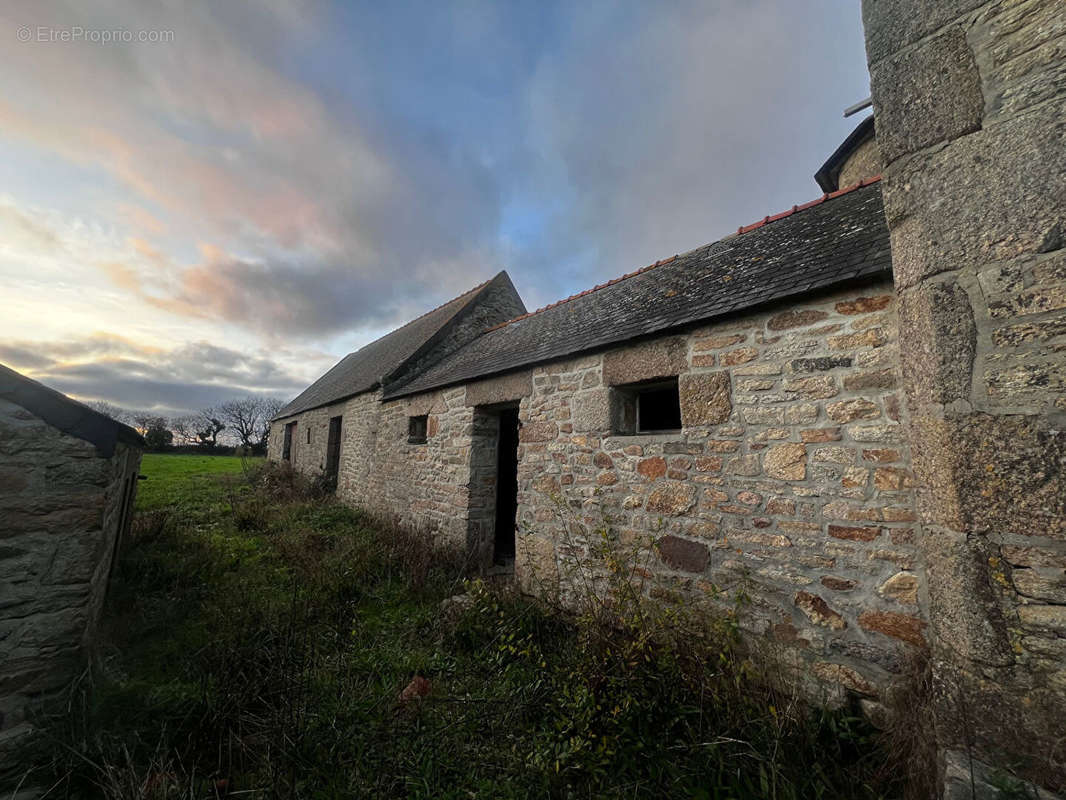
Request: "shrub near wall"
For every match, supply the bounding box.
[514,279,924,706]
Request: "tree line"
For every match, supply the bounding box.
[86,396,285,453]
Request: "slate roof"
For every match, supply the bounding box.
[386,177,890,399]
[276,271,520,418]
[0,363,144,457]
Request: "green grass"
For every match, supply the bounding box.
[22,460,911,799]
[136,453,264,512]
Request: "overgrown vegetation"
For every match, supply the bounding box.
[19,455,913,798]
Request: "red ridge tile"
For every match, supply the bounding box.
[487,177,881,334]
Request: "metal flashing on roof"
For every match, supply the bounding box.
[815,114,876,193]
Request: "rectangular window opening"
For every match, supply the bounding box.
[306,426,311,444]
[611,378,682,435]
[408,414,428,444]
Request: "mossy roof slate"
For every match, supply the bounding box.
[387,179,891,399]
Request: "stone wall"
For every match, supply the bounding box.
[838,135,883,189]
[361,387,474,545]
[512,278,922,701]
[0,398,140,765]
[269,390,384,499]
[863,0,1066,791]
[271,278,923,702]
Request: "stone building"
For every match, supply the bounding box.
[273,1,1065,791]
[0,365,143,766]
[274,147,917,679]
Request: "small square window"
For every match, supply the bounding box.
[408,415,428,444]
[611,378,682,435]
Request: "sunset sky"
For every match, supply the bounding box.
[0,1,871,416]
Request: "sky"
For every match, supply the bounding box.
[0,1,872,417]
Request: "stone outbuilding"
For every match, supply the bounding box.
[272,128,918,692]
[273,36,1066,787]
[0,364,143,764]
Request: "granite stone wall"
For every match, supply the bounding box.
[270,279,923,703]
[513,279,923,702]
[0,398,140,766]
[863,0,1066,792]
[838,135,883,189]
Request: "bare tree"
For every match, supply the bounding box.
[131,412,157,437]
[217,397,260,449]
[256,397,285,451]
[217,396,285,452]
[171,416,197,446]
[194,409,225,448]
[86,400,131,426]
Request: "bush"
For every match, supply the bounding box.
[18,465,908,799]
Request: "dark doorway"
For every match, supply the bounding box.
[283,421,296,461]
[493,407,520,563]
[325,415,342,489]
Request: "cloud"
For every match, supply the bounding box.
[510,0,871,306]
[0,1,873,414]
[0,334,321,416]
[0,0,505,339]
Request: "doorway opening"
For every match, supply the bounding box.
[325,415,342,490]
[493,407,520,564]
[282,421,296,461]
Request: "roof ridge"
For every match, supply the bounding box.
[349,274,494,355]
[483,176,882,335]
[733,174,881,235]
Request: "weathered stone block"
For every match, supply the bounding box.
[790,357,852,373]
[1012,568,1066,604]
[679,372,731,426]
[764,443,807,481]
[602,336,687,386]
[812,662,877,696]
[406,391,448,416]
[656,535,710,573]
[571,389,610,433]
[828,328,887,350]
[722,347,758,365]
[858,610,926,647]
[861,0,986,64]
[870,27,983,164]
[897,280,975,406]
[878,572,919,605]
[646,483,697,516]
[519,421,558,443]
[464,370,532,406]
[826,399,881,423]
[883,102,1066,279]
[835,295,893,315]
[767,309,829,331]
[829,524,882,542]
[911,413,1066,538]
[636,457,666,480]
[785,376,839,399]
[842,369,897,391]
[795,591,846,629]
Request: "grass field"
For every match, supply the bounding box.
[23,457,915,799]
[135,453,265,511]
